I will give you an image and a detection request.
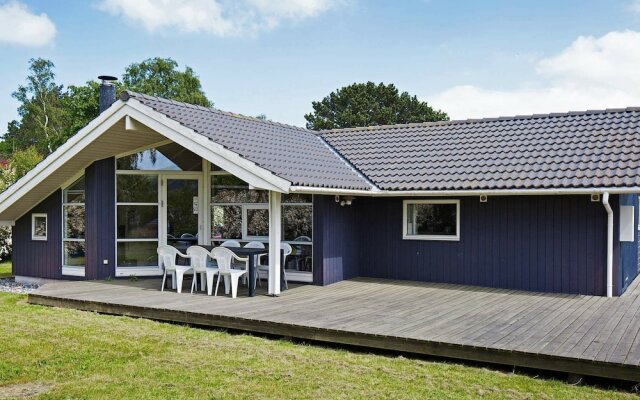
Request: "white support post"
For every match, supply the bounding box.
[268,191,282,296]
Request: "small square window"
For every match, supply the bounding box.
[32,213,48,241]
[403,200,460,241]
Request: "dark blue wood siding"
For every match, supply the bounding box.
[356,196,608,296]
[313,195,359,285]
[12,190,62,279]
[316,194,611,295]
[618,194,639,295]
[84,157,116,280]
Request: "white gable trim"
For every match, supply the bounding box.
[0,99,292,220]
[0,101,129,214]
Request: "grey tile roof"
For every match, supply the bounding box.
[122,91,372,190]
[320,108,640,191]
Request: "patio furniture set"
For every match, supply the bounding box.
[157,241,291,298]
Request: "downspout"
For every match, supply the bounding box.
[602,192,613,297]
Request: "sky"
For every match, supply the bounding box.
[0,0,640,133]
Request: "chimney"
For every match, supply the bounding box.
[98,75,118,113]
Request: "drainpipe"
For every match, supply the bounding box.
[602,192,613,297]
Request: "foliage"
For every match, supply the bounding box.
[3,57,213,160]
[0,147,43,260]
[0,291,633,399]
[0,229,10,261]
[122,57,212,107]
[4,58,67,155]
[305,81,449,130]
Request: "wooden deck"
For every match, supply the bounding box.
[28,276,640,382]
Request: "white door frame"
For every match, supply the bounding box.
[115,171,205,277]
[160,173,205,246]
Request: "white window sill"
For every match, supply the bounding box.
[62,266,85,277]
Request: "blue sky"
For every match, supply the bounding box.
[1,0,639,133]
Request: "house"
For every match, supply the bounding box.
[1,78,639,297]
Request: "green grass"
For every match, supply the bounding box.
[0,292,634,399]
[0,259,11,278]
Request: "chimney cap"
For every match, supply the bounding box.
[98,75,118,83]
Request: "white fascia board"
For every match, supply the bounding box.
[125,99,291,193]
[289,186,640,196]
[0,101,129,214]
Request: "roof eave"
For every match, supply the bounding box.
[288,186,640,196]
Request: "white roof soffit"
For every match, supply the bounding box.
[0,99,291,222]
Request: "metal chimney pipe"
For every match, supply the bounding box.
[98,75,118,113]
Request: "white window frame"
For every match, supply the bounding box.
[31,213,48,241]
[62,177,86,276]
[402,199,460,241]
[210,169,314,282]
[243,204,269,240]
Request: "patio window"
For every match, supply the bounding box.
[403,199,460,241]
[210,172,313,275]
[31,213,47,241]
[63,177,85,267]
[116,174,159,267]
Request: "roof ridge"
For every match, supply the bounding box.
[120,90,309,132]
[319,106,640,135]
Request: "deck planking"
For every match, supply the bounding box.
[27,276,640,382]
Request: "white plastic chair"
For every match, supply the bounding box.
[257,243,292,289]
[221,240,241,248]
[158,245,192,293]
[244,241,267,286]
[186,246,217,294]
[210,246,248,298]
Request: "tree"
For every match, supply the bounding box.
[0,146,43,191]
[3,57,213,159]
[304,82,448,130]
[122,58,212,107]
[4,58,67,155]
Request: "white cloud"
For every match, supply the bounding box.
[0,1,56,46]
[99,0,341,37]
[429,30,640,119]
[629,0,640,13]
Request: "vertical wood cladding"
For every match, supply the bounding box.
[313,195,359,285]
[316,194,609,296]
[12,190,62,279]
[84,157,116,280]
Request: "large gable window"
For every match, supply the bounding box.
[403,199,460,241]
[117,143,202,171]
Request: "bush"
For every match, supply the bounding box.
[0,226,11,260]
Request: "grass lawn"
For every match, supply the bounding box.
[0,259,11,278]
[0,293,635,399]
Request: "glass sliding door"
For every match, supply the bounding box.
[114,144,206,277]
[164,176,202,252]
[116,173,160,274]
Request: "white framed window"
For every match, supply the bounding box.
[62,176,86,270]
[31,213,48,241]
[243,204,269,239]
[403,199,460,241]
[210,169,314,279]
